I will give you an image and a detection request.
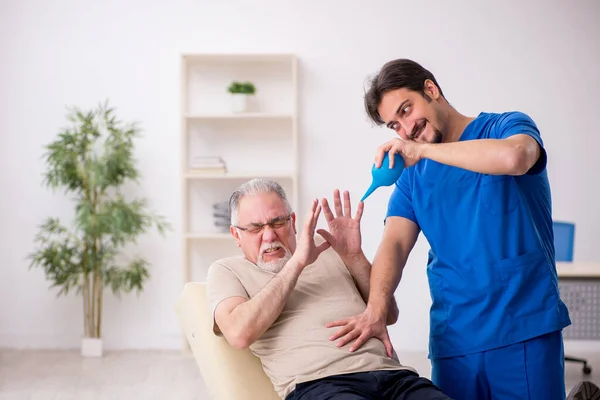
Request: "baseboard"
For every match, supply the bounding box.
[0,332,184,350]
[3,333,596,355]
[0,333,80,349]
[564,339,600,354]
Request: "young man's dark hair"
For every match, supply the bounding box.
[364,59,445,125]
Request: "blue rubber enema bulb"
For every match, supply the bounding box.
[360,153,405,202]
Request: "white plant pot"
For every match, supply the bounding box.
[231,94,249,113]
[81,337,103,357]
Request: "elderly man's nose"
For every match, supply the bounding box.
[262,225,277,240]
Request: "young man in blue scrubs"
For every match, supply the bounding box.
[325,58,572,399]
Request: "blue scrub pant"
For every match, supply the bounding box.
[431,330,566,400]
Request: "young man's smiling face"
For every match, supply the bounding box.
[378,80,446,144]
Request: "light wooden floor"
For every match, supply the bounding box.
[0,349,597,399]
[0,349,206,400]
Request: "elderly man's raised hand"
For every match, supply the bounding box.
[291,198,331,268]
[317,189,364,263]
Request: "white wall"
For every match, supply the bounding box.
[1,0,599,354]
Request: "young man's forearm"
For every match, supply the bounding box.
[342,252,400,325]
[422,136,539,176]
[229,257,304,346]
[367,239,407,319]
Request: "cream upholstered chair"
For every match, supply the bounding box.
[176,282,280,400]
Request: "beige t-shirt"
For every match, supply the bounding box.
[206,245,414,399]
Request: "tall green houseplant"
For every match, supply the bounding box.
[28,102,169,355]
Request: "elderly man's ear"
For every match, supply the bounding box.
[230,225,241,247]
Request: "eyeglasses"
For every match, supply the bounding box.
[235,214,292,234]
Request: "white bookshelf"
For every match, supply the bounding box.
[185,113,293,120]
[180,53,299,287]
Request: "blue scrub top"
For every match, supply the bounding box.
[386,111,571,360]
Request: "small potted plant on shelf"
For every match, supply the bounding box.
[28,101,170,357]
[227,81,256,113]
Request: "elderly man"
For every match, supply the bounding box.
[206,178,452,400]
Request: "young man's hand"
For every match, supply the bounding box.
[326,304,394,358]
[375,138,427,168]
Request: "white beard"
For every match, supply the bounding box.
[256,241,292,273]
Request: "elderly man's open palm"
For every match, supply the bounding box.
[317,189,364,260]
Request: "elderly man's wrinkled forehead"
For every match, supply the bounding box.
[237,192,291,223]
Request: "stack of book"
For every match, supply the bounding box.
[213,201,230,232]
[189,156,227,174]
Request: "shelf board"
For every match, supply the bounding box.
[183,53,295,63]
[184,172,295,180]
[185,232,231,240]
[185,113,293,121]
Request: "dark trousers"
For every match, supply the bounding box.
[285,369,453,400]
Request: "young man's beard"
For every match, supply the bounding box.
[412,119,443,144]
[431,127,443,143]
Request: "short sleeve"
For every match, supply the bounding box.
[497,111,547,175]
[206,261,249,334]
[385,169,418,227]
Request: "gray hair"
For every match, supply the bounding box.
[229,178,292,226]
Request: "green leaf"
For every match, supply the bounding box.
[27,218,85,297]
[227,81,256,94]
[104,258,150,297]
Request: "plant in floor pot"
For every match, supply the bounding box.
[28,101,170,357]
[227,81,256,113]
